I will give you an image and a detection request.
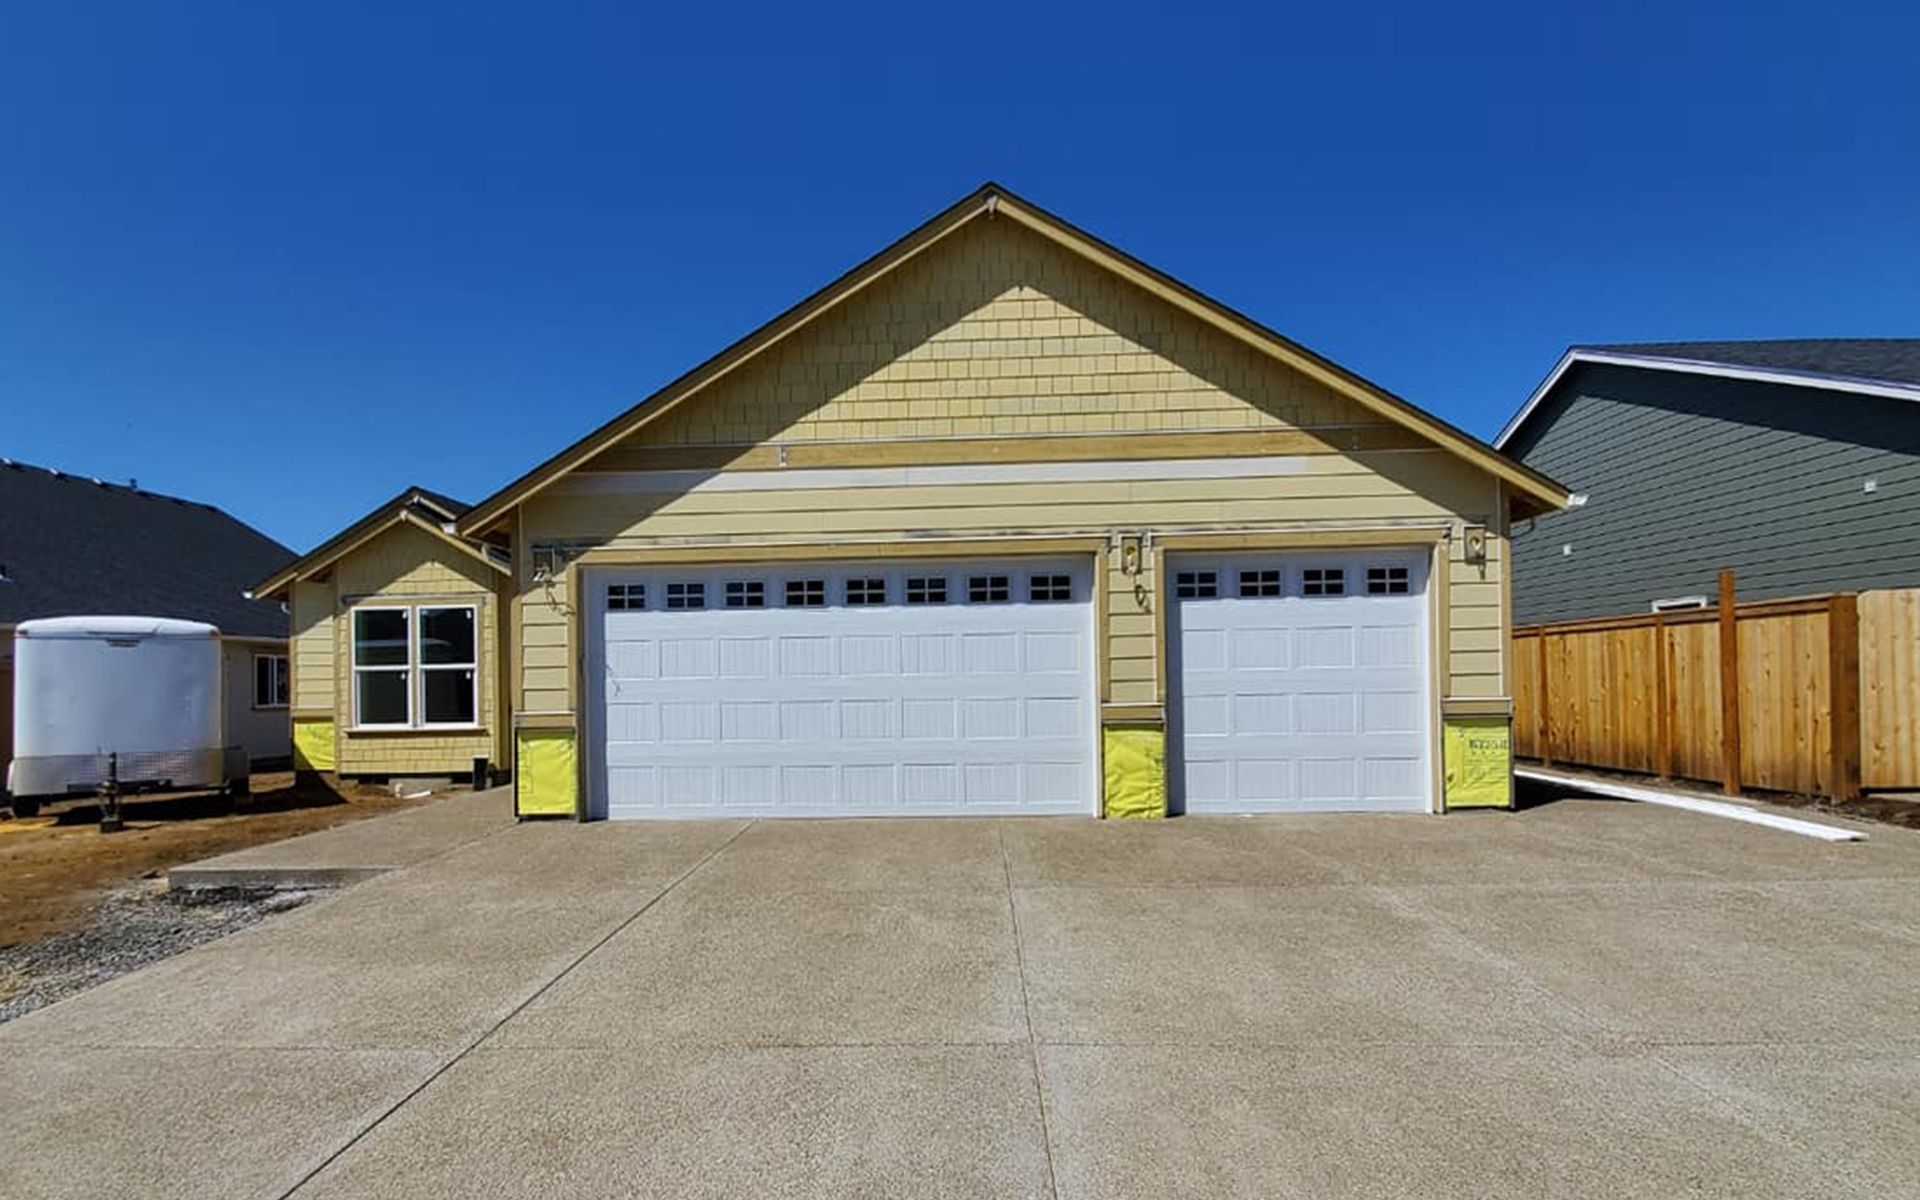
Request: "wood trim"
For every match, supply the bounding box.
[1828,593,1861,804]
[1150,542,1169,708]
[1512,593,1836,638]
[580,426,1431,473]
[290,708,334,721]
[1440,696,1512,718]
[569,537,1109,568]
[1094,546,1111,704]
[1100,703,1166,725]
[1430,538,1449,814]
[567,558,587,820]
[455,183,1569,535]
[513,711,577,730]
[1153,527,1448,554]
[1719,569,1741,796]
[257,506,507,600]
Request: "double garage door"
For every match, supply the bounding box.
[586,559,1099,819]
[585,549,1432,819]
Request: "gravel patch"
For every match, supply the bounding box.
[0,881,317,1023]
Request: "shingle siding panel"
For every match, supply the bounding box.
[1511,364,1920,623]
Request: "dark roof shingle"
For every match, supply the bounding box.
[0,461,294,638]
[1590,339,1920,389]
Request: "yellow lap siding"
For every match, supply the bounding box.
[290,580,335,711]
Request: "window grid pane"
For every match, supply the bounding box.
[352,609,409,666]
[1238,569,1282,598]
[666,582,706,610]
[1175,571,1218,600]
[418,607,475,665]
[846,578,888,606]
[1028,574,1072,603]
[906,576,948,605]
[786,579,826,607]
[1366,566,1410,595]
[1303,568,1346,597]
[968,574,1010,604]
[725,580,765,608]
[607,584,646,611]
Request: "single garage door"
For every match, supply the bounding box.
[586,558,1097,819]
[1168,549,1432,814]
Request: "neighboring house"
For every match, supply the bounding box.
[1496,340,1920,624]
[249,488,511,782]
[1,461,296,782]
[256,183,1569,820]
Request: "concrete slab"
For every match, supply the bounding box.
[1420,882,1920,1041]
[0,1045,438,1200]
[1014,883,1599,1046]
[291,1045,1050,1200]
[682,817,1010,894]
[167,786,517,890]
[1000,815,1356,889]
[1041,1043,1882,1199]
[492,885,1027,1048]
[1655,1042,1920,1196]
[1,867,674,1051]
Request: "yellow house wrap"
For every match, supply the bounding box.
[261,184,1566,820]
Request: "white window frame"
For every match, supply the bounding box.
[253,653,289,710]
[350,603,481,731]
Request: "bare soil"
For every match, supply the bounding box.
[0,773,429,950]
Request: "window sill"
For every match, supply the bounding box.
[347,725,489,736]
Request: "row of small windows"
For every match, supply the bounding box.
[1173,565,1411,600]
[607,573,1075,611]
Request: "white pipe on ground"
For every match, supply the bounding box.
[1516,767,1866,842]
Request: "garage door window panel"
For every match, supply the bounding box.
[1238,569,1282,598]
[786,579,826,608]
[1302,568,1345,597]
[906,576,949,605]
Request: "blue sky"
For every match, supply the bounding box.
[3,3,1916,551]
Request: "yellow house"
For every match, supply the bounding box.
[261,184,1568,819]
[252,488,512,782]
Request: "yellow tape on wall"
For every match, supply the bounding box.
[1103,725,1167,819]
[515,728,577,818]
[292,719,335,772]
[1444,717,1512,810]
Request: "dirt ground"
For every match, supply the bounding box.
[0,773,432,950]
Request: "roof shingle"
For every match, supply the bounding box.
[1590,339,1920,389]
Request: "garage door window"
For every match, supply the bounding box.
[1302,567,1345,597]
[906,576,948,604]
[846,578,888,606]
[968,574,1011,603]
[1175,571,1218,599]
[607,584,646,611]
[666,582,706,610]
[725,581,765,608]
[1238,569,1282,598]
[1029,574,1073,602]
[1367,566,1410,595]
[786,579,826,607]
[352,604,479,729]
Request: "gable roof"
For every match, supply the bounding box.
[1497,340,1920,450]
[455,182,1569,532]
[249,486,506,601]
[0,459,294,638]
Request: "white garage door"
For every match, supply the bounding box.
[586,558,1097,819]
[1168,550,1433,814]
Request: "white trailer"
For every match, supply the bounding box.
[7,616,247,816]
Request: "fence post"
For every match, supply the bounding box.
[1719,569,1741,795]
[1654,611,1672,780]
[1536,631,1552,766]
[1828,593,1861,804]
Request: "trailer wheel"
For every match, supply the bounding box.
[225,775,252,800]
[9,796,40,819]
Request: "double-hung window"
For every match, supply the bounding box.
[253,654,289,709]
[352,605,479,729]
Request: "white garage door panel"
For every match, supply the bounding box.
[1170,550,1433,813]
[589,559,1096,819]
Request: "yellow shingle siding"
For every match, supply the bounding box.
[598,218,1356,454]
[325,521,508,775]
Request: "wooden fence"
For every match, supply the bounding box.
[1513,572,1920,800]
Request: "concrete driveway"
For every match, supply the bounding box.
[4,797,1920,1198]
